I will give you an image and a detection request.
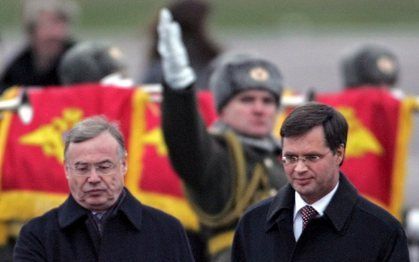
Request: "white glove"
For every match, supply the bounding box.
[158,8,196,89]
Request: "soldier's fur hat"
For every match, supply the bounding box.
[342,44,399,88]
[59,42,126,85]
[209,54,283,112]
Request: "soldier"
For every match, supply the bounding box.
[158,9,287,261]
[341,44,399,89]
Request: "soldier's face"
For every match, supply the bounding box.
[220,90,277,138]
[65,132,127,211]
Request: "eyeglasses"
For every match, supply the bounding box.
[67,161,118,176]
[282,150,331,166]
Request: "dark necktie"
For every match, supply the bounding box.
[92,211,106,235]
[301,205,318,229]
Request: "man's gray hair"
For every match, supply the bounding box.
[22,0,80,32]
[63,115,126,160]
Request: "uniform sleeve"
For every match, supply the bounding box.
[13,223,46,262]
[161,83,232,200]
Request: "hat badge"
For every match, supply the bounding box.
[376,56,396,75]
[249,67,270,82]
[108,46,123,60]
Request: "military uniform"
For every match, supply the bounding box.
[158,9,286,261]
[162,85,287,261]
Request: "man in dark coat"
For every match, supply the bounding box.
[232,102,410,261]
[158,9,287,262]
[13,116,194,261]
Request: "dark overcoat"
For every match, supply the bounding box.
[13,189,194,262]
[0,41,74,93]
[232,174,410,262]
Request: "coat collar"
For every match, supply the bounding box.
[58,188,143,231]
[323,174,359,232]
[265,173,359,233]
[265,184,295,231]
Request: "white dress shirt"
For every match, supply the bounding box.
[293,182,339,240]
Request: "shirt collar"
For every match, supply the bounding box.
[293,182,339,219]
[266,174,359,234]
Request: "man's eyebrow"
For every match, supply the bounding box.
[74,161,88,166]
[97,160,113,165]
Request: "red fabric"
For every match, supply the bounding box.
[1,84,134,193]
[1,85,217,198]
[317,87,401,207]
[138,90,217,197]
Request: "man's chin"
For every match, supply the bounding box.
[237,129,270,138]
[293,183,313,195]
[84,202,110,211]
[83,197,114,210]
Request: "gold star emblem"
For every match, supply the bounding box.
[249,67,270,82]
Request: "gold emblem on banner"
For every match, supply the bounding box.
[19,108,84,162]
[338,107,383,157]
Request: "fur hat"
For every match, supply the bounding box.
[341,44,399,88]
[59,42,126,85]
[209,54,283,112]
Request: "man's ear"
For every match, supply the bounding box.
[122,161,128,175]
[336,144,345,166]
[64,161,70,179]
[121,152,128,175]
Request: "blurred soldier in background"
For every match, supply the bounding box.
[332,43,419,261]
[142,0,222,89]
[341,44,401,94]
[59,41,134,87]
[158,9,287,261]
[0,0,79,94]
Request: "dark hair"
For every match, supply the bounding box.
[64,115,126,160]
[280,102,348,153]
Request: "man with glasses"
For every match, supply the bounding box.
[232,102,410,261]
[13,116,194,261]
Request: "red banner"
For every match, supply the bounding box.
[1,84,413,244]
[0,84,217,243]
[317,87,416,219]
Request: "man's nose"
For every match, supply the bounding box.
[86,167,101,182]
[294,159,308,172]
[252,101,266,113]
